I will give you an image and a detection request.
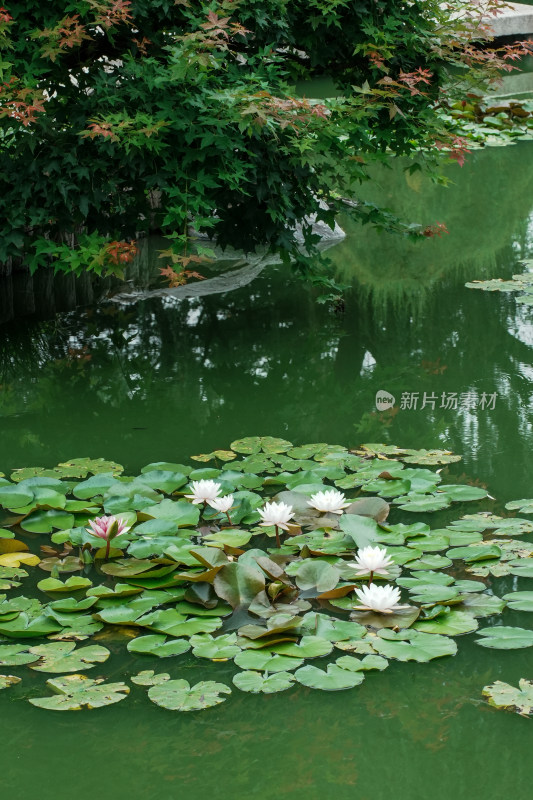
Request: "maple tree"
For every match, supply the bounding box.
[0,0,531,281]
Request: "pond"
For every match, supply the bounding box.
[1,140,533,799]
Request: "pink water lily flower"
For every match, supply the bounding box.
[86,515,131,559]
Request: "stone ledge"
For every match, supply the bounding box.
[486,2,533,37]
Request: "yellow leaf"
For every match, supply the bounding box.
[0,539,29,554]
[0,552,40,567]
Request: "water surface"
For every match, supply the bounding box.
[1,142,533,800]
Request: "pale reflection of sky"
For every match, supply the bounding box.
[508,309,533,347]
[186,306,202,326]
[360,350,376,373]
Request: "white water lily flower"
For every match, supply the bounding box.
[307,489,351,514]
[354,584,410,614]
[258,501,294,530]
[349,545,393,577]
[208,494,234,513]
[185,479,222,504]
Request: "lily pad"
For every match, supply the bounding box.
[505,499,533,515]
[0,644,40,667]
[483,679,533,717]
[412,610,478,635]
[131,670,171,686]
[190,633,241,660]
[460,593,505,617]
[401,449,461,465]
[445,545,501,562]
[232,670,296,693]
[294,664,365,691]
[437,485,488,502]
[0,675,21,689]
[475,626,533,649]
[28,642,110,673]
[334,654,388,671]
[29,675,129,710]
[0,483,34,508]
[502,592,533,612]
[233,650,303,672]
[37,576,93,593]
[396,494,452,513]
[213,563,265,609]
[270,635,334,659]
[148,679,231,711]
[127,634,191,658]
[372,629,457,662]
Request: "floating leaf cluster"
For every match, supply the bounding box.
[0,438,532,714]
[466,260,533,305]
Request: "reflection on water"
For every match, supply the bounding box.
[1,143,533,800]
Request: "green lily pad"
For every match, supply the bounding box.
[476,626,533,649]
[401,449,461,465]
[145,499,200,527]
[148,679,231,711]
[0,644,40,666]
[213,563,265,609]
[29,642,110,673]
[446,545,501,562]
[204,529,253,548]
[483,679,533,717]
[191,450,237,463]
[334,654,388,671]
[295,664,365,691]
[407,554,453,570]
[136,470,188,493]
[233,670,296,693]
[505,499,533,515]
[339,515,382,549]
[0,528,14,540]
[190,633,241,660]
[397,572,454,588]
[49,596,97,613]
[396,494,452,513]
[73,474,121,499]
[412,610,478,635]
[372,629,457,662]
[0,612,62,638]
[137,609,223,637]
[0,483,34,509]
[0,675,21,689]
[131,670,170,686]
[437,485,488,502]
[460,593,505,617]
[509,559,533,578]
[86,583,143,599]
[270,635,334,659]
[37,576,93,593]
[29,675,129,710]
[408,585,459,604]
[298,613,366,642]
[502,592,533,611]
[288,560,340,593]
[127,634,191,657]
[233,650,303,672]
[100,559,175,578]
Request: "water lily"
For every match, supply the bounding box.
[307,489,350,515]
[86,515,130,559]
[208,494,234,525]
[185,480,222,507]
[354,584,409,614]
[349,545,393,583]
[258,501,294,548]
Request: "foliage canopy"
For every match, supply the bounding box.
[0,0,529,276]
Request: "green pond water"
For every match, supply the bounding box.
[1,141,533,799]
